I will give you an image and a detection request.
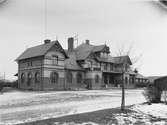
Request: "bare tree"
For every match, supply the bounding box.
[115,43,142,111]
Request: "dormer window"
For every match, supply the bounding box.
[52,55,58,65]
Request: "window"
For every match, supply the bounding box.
[104,63,107,70]
[77,72,82,84]
[28,61,32,67]
[21,73,25,83]
[67,72,73,83]
[52,55,58,65]
[95,75,100,83]
[27,72,32,86]
[110,64,113,71]
[50,72,59,83]
[35,72,40,83]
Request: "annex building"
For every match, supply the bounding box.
[15,38,147,90]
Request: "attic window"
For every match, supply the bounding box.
[52,55,58,65]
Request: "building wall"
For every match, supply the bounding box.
[17,43,137,90]
[18,57,43,90]
[42,68,65,90]
[154,77,167,90]
[40,47,66,90]
[65,70,86,90]
[44,51,65,68]
[85,71,102,89]
[18,45,68,90]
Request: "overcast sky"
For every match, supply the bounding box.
[0,0,167,80]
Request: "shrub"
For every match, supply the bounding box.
[143,85,162,103]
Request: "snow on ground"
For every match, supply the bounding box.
[53,122,99,125]
[113,103,167,125]
[113,112,167,125]
[132,103,167,119]
[0,89,145,125]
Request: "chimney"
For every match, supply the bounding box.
[134,69,138,74]
[44,39,51,44]
[68,37,74,52]
[85,40,90,45]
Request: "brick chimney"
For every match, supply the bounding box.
[44,39,51,44]
[85,40,90,45]
[68,37,74,52]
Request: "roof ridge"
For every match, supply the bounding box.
[15,40,68,61]
[27,40,56,49]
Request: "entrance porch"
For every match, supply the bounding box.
[102,72,122,88]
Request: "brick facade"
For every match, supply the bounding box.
[16,38,142,91]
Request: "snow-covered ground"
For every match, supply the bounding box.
[132,103,167,119]
[52,104,167,125]
[114,103,167,125]
[0,89,145,125]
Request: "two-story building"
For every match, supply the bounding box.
[15,37,137,90]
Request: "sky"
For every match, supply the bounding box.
[0,0,167,80]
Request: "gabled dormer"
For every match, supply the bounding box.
[94,45,110,59]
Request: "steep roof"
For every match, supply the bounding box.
[64,51,83,70]
[16,40,68,61]
[75,43,107,61]
[113,56,132,65]
[74,43,132,64]
[96,55,132,65]
[96,56,116,63]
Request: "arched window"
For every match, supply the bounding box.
[35,72,40,83]
[77,72,82,84]
[27,72,32,86]
[50,72,59,83]
[21,73,25,83]
[95,75,100,83]
[67,72,73,83]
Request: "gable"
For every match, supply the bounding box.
[44,41,68,59]
[16,40,68,61]
[93,45,110,53]
[45,45,65,59]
